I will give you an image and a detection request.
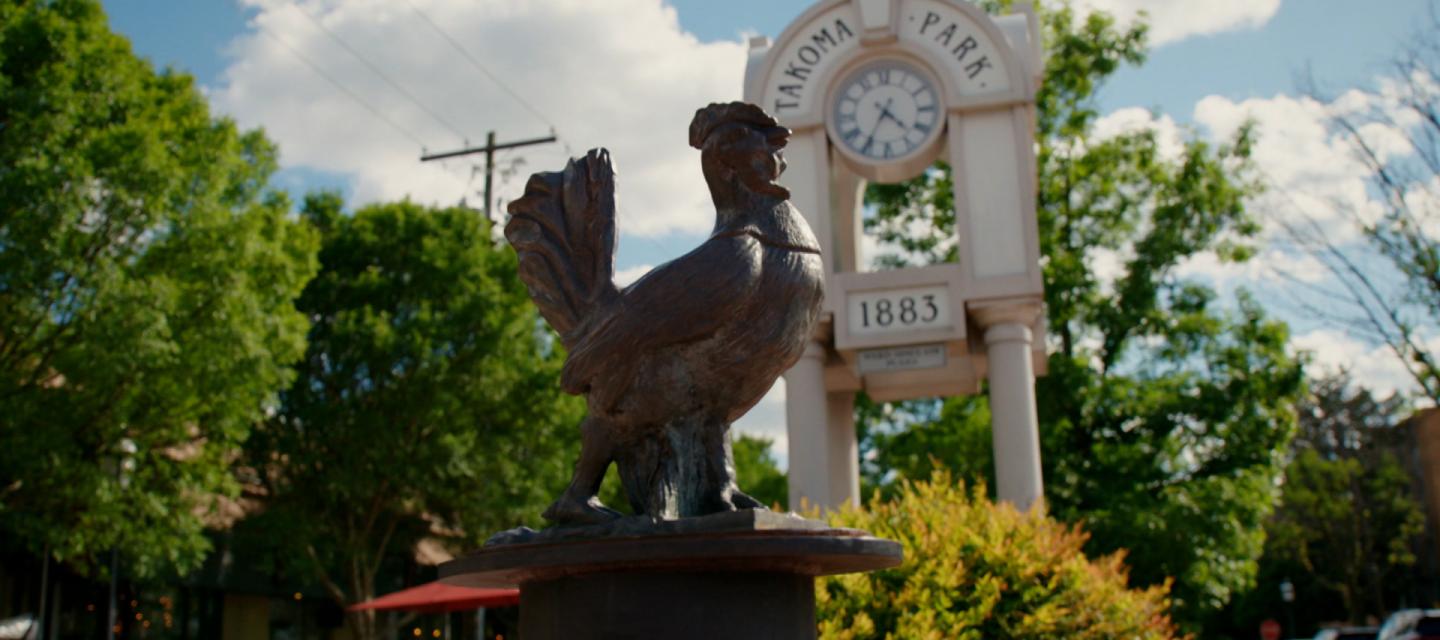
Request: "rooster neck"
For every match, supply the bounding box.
[712,199,821,253]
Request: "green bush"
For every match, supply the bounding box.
[818,473,1181,639]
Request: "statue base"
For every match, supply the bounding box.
[439,511,902,640]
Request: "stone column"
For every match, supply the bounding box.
[825,390,860,509]
[783,340,831,510]
[973,302,1044,512]
[782,340,860,511]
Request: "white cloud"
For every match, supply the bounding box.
[1291,328,1429,399]
[1091,107,1186,161]
[1176,94,1380,285]
[1165,82,1438,403]
[1074,0,1281,48]
[213,0,805,458]
[613,264,654,287]
[213,0,745,238]
[1080,72,1440,404]
[1405,175,1440,240]
[1175,249,1328,285]
[1086,246,1127,294]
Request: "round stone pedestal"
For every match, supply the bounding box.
[440,512,902,640]
[522,569,815,638]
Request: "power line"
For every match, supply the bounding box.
[258,28,427,147]
[420,132,556,222]
[401,0,557,132]
[289,2,470,142]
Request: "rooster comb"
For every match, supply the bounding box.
[689,102,782,150]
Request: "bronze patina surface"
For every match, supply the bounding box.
[505,102,825,524]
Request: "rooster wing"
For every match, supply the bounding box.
[560,234,763,406]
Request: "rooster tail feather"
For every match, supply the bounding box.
[505,148,619,345]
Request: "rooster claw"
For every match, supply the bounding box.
[542,495,623,526]
[728,489,769,511]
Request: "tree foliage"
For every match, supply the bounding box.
[817,472,1180,640]
[0,0,317,577]
[732,433,788,510]
[1272,450,1423,621]
[1221,374,1426,637]
[240,195,581,640]
[858,3,1304,630]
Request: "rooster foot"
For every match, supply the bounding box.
[542,495,623,526]
[728,489,769,511]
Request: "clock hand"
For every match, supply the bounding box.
[875,99,905,129]
[862,103,888,152]
[879,106,904,128]
[873,98,894,118]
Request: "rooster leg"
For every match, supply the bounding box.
[713,418,769,512]
[543,416,623,526]
[724,445,769,511]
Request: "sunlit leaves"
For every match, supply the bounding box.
[818,473,1180,639]
[0,0,318,578]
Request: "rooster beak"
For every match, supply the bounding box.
[523,172,554,197]
[766,126,791,148]
[508,171,558,215]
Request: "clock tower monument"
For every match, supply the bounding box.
[743,0,1048,512]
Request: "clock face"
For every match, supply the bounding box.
[830,60,943,163]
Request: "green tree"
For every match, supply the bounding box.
[860,395,993,497]
[1221,374,1426,636]
[241,195,581,640]
[732,434,788,510]
[858,4,1304,630]
[818,472,1180,639]
[1271,450,1423,621]
[0,0,318,577]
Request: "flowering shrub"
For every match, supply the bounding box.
[818,473,1182,639]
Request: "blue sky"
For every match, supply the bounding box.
[105,0,1430,120]
[97,0,1440,455]
[99,0,1433,247]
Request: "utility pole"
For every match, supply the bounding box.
[421,131,556,223]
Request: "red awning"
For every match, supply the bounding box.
[347,581,519,613]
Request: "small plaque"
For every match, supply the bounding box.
[846,285,952,336]
[857,343,947,374]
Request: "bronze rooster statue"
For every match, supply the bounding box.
[504,102,823,525]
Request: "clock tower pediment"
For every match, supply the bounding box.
[748,0,1038,132]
